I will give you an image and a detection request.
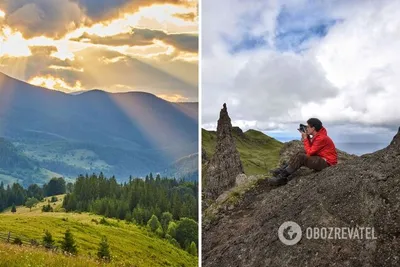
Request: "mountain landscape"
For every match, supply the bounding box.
[0,72,198,186]
[0,171,199,265]
[202,104,400,267]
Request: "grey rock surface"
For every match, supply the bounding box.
[204,103,244,200]
[202,128,400,267]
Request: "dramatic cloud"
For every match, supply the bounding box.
[71,0,187,23]
[202,0,399,150]
[0,0,198,101]
[173,12,196,21]
[1,0,85,38]
[0,47,197,99]
[72,28,197,53]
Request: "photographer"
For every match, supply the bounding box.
[269,118,338,186]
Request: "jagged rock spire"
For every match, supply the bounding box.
[205,103,244,200]
[389,126,400,147]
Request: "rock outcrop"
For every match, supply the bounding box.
[279,140,358,166]
[204,104,244,200]
[202,128,400,267]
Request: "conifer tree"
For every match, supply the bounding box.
[11,203,16,213]
[97,236,111,261]
[43,230,55,249]
[60,229,77,255]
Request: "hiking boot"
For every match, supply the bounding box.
[269,164,288,176]
[268,175,288,186]
[268,168,293,186]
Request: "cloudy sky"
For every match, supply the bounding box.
[202,0,400,153]
[0,0,198,102]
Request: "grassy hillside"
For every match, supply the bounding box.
[0,196,197,267]
[0,242,103,267]
[202,127,283,175]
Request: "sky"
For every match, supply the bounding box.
[0,0,198,102]
[201,0,400,152]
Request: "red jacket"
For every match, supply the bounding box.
[302,127,337,166]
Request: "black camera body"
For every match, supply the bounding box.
[298,124,307,133]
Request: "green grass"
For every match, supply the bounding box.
[0,197,197,267]
[0,242,104,267]
[202,127,283,175]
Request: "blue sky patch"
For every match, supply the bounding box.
[222,2,343,54]
[275,19,340,52]
[229,33,268,54]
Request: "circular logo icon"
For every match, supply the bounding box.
[278,221,302,245]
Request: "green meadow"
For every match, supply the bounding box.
[202,128,283,176]
[0,195,197,267]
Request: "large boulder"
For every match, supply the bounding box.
[279,140,358,166]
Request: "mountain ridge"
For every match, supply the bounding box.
[0,72,198,184]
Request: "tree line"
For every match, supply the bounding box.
[62,173,198,221]
[62,173,198,251]
[0,177,66,212]
[0,173,198,254]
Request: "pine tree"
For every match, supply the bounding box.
[188,241,197,256]
[11,203,16,213]
[125,211,132,222]
[43,230,55,249]
[167,221,177,238]
[97,236,111,261]
[60,229,77,255]
[161,212,173,234]
[156,226,164,238]
[147,214,161,232]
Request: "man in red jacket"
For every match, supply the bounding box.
[269,118,337,186]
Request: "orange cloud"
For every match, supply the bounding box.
[29,75,82,92]
[0,26,31,57]
[157,94,189,102]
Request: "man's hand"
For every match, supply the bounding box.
[299,130,308,141]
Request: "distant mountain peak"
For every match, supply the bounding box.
[0,72,198,184]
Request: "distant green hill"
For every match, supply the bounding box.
[0,196,197,266]
[0,138,59,186]
[162,153,198,182]
[202,127,283,176]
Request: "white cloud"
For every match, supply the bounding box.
[202,0,400,145]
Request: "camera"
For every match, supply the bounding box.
[298,124,307,133]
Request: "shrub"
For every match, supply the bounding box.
[12,237,22,245]
[42,204,53,212]
[100,217,109,225]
